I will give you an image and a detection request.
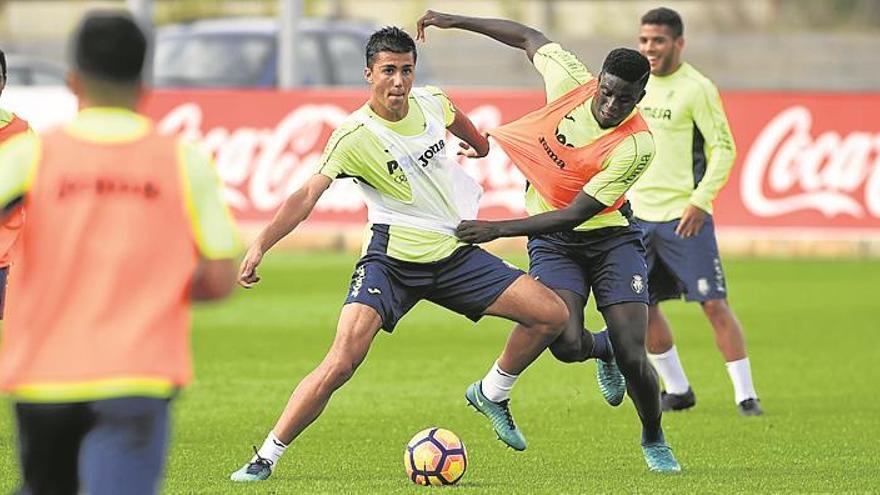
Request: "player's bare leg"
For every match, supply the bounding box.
[466,275,567,451]
[702,299,746,361]
[646,304,695,411]
[646,303,675,355]
[603,303,660,441]
[547,290,604,362]
[546,289,624,406]
[702,299,761,415]
[489,276,568,374]
[272,304,382,441]
[647,300,760,415]
[231,303,382,481]
[603,302,680,472]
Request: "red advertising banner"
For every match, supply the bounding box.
[138,89,880,235]
[142,89,540,225]
[717,92,880,235]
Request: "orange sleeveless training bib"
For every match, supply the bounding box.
[0,126,200,399]
[488,80,649,212]
[0,115,32,267]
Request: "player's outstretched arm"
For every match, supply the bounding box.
[239,174,333,288]
[416,10,551,61]
[455,192,606,243]
[447,103,489,158]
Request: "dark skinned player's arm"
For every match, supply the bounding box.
[455,192,608,243]
[417,10,551,62]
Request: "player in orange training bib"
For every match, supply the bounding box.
[0,12,239,494]
[418,10,680,473]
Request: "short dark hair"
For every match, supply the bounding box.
[0,49,6,80]
[601,48,650,85]
[72,11,146,82]
[365,26,416,67]
[641,7,684,38]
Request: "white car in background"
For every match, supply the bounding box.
[153,17,380,88]
[6,55,67,87]
[1,55,75,130]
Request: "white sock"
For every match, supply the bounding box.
[251,431,288,470]
[648,346,691,395]
[480,361,519,402]
[726,357,758,404]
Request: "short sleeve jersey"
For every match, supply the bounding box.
[529,43,655,230]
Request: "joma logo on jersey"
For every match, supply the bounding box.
[539,136,566,169]
[58,177,160,200]
[417,139,446,167]
[621,153,654,186]
[642,107,672,120]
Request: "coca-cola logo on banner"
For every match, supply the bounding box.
[741,106,879,219]
[150,94,531,223]
[719,91,880,232]
[138,90,880,233]
[158,102,351,213]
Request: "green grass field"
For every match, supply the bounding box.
[1,252,878,493]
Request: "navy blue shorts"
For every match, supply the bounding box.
[15,396,171,495]
[0,265,7,319]
[345,225,525,332]
[636,215,727,304]
[527,225,649,309]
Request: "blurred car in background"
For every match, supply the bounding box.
[6,54,67,87]
[153,17,379,88]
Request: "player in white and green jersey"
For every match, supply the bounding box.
[633,7,761,416]
[230,27,570,482]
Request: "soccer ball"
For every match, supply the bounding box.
[404,427,467,486]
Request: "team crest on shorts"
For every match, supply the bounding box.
[631,274,645,294]
[350,265,365,298]
[697,278,710,296]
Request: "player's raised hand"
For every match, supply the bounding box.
[238,244,264,288]
[416,10,458,42]
[456,220,502,244]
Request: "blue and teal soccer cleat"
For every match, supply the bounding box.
[230,447,274,482]
[596,356,626,406]
[465,381,527,451]
[642,442,682,473]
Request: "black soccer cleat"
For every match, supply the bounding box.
[660,387,696,412]
[737,398,764,416]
